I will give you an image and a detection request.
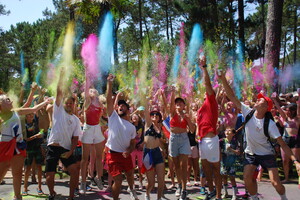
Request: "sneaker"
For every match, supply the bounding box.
[205,190,216,200]
[86,184,92,191]
[105,186,112,193]
[199,187,207,195]
[74,188,79,196]
[129,189,139,200]
[144,194,150,200]
[222,192,228,199]
[139,181,143,190]
[180,190,188,200]
[94,177,103,190]
[13,197,23,200]
[79,182,86,194]
[90,177,96,186]
[241,193,250,200]
[187,182,192,187]
[48,194,55,200]
[175,186,182,197]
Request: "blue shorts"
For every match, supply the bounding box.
[169,133,191,157]
[143,147,164,166]
[244,153,277,169]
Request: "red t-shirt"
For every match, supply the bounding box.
[197,93,218,139]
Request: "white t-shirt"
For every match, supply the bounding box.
[106,110,136,152]
[0,111,23,142]
[48,100,81,150]
[241,103,281,155]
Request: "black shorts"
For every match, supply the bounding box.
[25,148,44,166]
[45,146,77,172]
[244,153,277,169]
[283,136,300,149]
[73,146,82,162]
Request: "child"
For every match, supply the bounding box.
[220,127,241,200]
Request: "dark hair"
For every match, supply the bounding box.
[150,110,163,123]
[65,96,76,103]
[285,103,297,118]
[175,97,185,104]
[118,100,130,110]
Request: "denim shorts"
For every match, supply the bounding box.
[143,147,164,166]
[244,153,277,169]
[169,133,191,157]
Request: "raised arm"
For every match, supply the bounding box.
[272,96,287,121]
[106,74,114,117]
[143,96,151,130]
[169,86,176,117]
[84,69,91,110]
[199,56,214,95]
[22,82,38,108]
[297,89,300,119]
[55,68,65,107]
[219,72,241,110]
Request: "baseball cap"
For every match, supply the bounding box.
[257,93,273,112]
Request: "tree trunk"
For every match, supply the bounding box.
[282,32,287,68]
[264,0,283,69]
[293,5,297,64]
[238,0,245,59]
[114,19,121,65]
[261,0,266,58]
[170,14,173,40]
[228,1,235,48]
[165,0,169,40]
[138,0,143,45]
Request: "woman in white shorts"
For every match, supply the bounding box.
[80,83,105,194]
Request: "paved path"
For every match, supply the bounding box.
[1,171,300,200]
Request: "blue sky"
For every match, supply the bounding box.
[0,0,55,31]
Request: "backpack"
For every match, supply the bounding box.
[236,109,279,154]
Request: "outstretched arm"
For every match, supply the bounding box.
[106,74,115,117]
[16,98,52,115]
[219,71,241,110]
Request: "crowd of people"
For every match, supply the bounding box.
[1,56,300,200]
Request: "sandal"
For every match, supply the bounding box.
[36,188,44,195]
[22,191,28,196]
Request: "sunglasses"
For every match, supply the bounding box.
[150,112,160,116]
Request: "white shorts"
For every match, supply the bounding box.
[199,135,220,163]
[81,124,105,144]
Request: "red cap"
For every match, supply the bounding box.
[257,93,273,112]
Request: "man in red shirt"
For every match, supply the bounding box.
[196,56,221,200]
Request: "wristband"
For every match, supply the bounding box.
[292,159,299,164]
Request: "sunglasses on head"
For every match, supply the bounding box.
[150,112,159,116]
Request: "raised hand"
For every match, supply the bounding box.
[31,82,38,91]
[107,74,115,82]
